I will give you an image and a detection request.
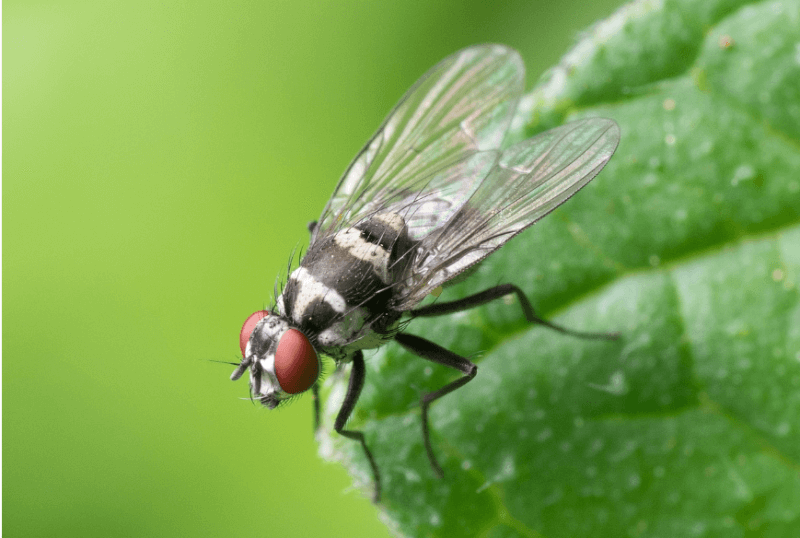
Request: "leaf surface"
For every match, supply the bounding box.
[320,1,800,535]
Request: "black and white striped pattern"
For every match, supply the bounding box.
[278,212,412,354]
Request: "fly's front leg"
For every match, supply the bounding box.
[312,383,321,433]
[333,351,382,502]
[394,333,477,478]
[411,283,617,340]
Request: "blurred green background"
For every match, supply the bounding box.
[5,0,623,536]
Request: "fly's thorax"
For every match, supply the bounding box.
[280,266,347,329]
[280,212,413,346]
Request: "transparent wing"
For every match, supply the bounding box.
[311,45,524,244]
[395,118,621,310]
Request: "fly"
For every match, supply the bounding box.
[231,44,620,502]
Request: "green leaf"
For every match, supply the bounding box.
[319,0,800,535]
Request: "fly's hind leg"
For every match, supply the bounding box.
[411,283,617,340]
[394,333,477,478]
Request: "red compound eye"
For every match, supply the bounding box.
[240,310,270,357]
[274,329,319,394]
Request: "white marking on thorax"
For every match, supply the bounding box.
[288,266,347,324]
[333,227,390,282]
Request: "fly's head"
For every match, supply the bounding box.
[232,311,320,408]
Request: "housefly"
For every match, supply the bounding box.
[232,44,620,502]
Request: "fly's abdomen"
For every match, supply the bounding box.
[279,212,413,350]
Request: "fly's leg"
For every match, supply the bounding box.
[394,333,477,478]
[312,383,321,433]
[334,351,382,502]
[411,283,617,340]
